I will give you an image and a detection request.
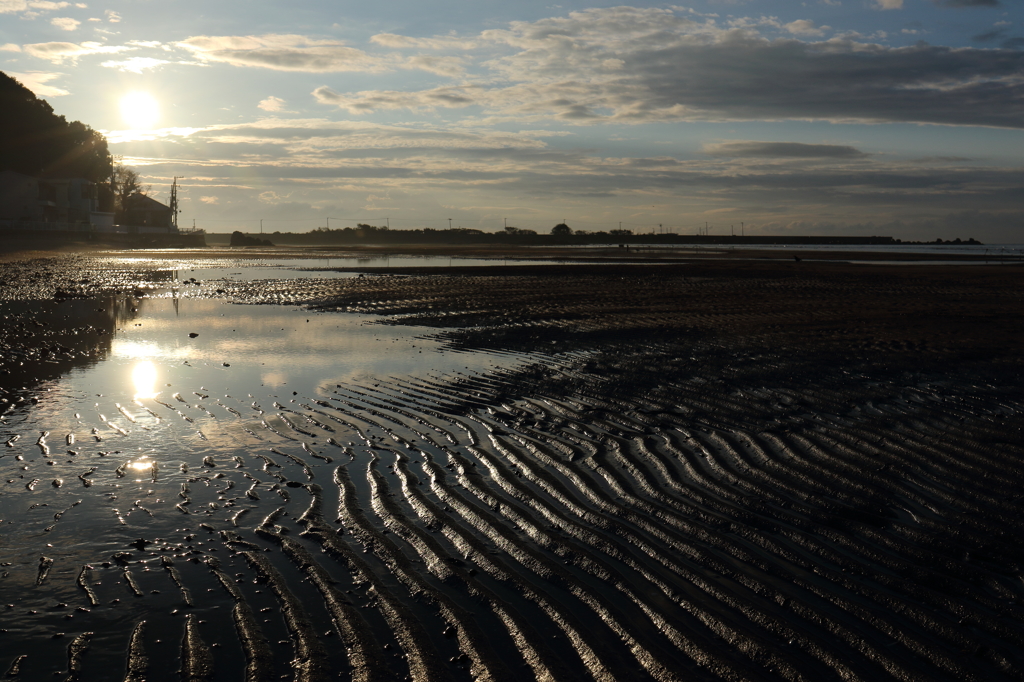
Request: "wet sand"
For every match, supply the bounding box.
[0,248,1022,681]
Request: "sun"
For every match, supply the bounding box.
[120,91,160,129]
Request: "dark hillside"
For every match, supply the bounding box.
[0,71,111,185]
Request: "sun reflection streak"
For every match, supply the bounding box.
[132,360,158,399]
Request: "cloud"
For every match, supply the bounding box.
[933,0,1000,6]
[177,34,390,72]
[874,0,903,9]
[23,40,128,62]
[258,96,287,112]
[101,56,172,72]
[105,8,118,22]
[314,8,1024,129]
[0,0,70,12]
[200,196,219,204]
[110,113,1023,241]
[370,33,477,50]
[4,70,68,96]
[0,43,20,51]
[783,20,829,36]
[117,122,1024,225]
[703,141,868,158]
[50,16,79,30]
[402,55,464,76]
[313,85,480,113]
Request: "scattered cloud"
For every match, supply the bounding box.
[0,43,20,51]
[105,9,119,22]
[370,33,477,50]
[177,34,390,72]
[402,55,465,76]
[23,40,129,63]
[50,16,79,30]
[972,26,1024,47]
[101,56,172,72]
[258,96,287,112]
[313,85,480,113]
[703,141,868,158]
[874,0,903,9]
[4,70,68,96]
[200,196,219,204]
[113,119,1024,220]
[0,0,70,13]
[933,0,1000,6]
[783,20,830,36]
[312,8,1024,129]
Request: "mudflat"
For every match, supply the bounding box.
[0,247,1021,681]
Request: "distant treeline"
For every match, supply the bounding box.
[220,223,909,246]
[0,72,111,192]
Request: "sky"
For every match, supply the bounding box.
[2,0,1022,242]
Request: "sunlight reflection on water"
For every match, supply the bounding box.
[0,277,546,679]
[99,297,510,393]
[131,360,158,399]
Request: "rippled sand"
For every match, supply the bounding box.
[0,251,1022,681]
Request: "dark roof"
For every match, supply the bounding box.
[125,194,170,212]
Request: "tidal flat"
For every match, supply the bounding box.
[0,248,1022,681]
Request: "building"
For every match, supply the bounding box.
[0,170,45,222]
[0,170,113,230]
[121,193,174,232]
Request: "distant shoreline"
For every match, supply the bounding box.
[1,241,1018,265]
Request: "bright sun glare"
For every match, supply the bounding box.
[120,91,159,129]
[132,360,158,399]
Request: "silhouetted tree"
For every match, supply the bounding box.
[0,71,111,184]
[503,226,537,235]
[551,223,572,236]
[112,160,151,220]
[230,231,274,246]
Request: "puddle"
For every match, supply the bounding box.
[0,291,538,680]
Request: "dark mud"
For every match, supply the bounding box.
[0,252,1022,681]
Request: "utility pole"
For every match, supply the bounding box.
[741,222,744,237]
[169,176,184,231]
[504,218,507,229]
[260,219,263,234]
[448,218,452,230]
[386,217,389,229]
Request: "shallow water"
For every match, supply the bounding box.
[1,259,1023,681]
[110,255,623,282]
[0,292,539,680]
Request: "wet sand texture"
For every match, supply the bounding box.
[0,253,1022,681]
